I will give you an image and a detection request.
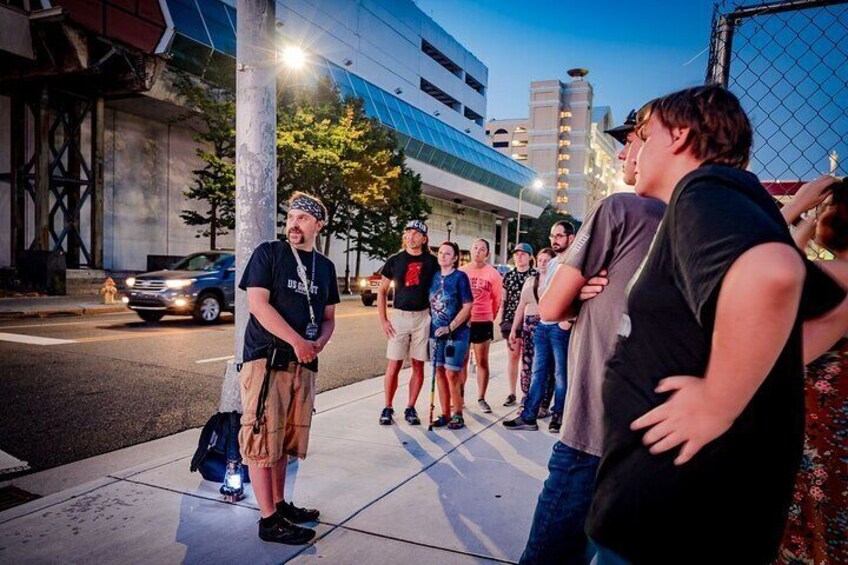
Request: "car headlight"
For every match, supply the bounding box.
[166,279,195,289]
[359,279,368,288]
[126,277,135,288]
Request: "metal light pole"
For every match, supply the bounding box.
[446,220,453,242]
[343,211,353,294]
[515,179,543,247]
[219,0,278,414]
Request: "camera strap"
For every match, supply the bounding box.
[289,242,317,328]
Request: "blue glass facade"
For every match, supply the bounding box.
[324,61,545,205]
[163,0,546,207]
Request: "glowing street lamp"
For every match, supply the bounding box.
[515,179,543,247]
[280,45,306,70]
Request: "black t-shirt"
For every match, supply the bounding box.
[586,165,845,564]
[379,250,439,311]
[238,240,340,364]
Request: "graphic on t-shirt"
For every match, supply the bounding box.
[405,262,423,287]
[470,277,492,296]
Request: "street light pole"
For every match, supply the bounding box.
[343,211,352,294]
[446,220,453,242]
[515,179,543,247]
[220,0,277,414]
[515,187,525,248]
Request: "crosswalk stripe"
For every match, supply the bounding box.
[0,332,78,345]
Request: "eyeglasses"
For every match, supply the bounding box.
[549,233,567,239]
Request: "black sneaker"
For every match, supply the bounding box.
[404,406,421,425]
[379,407,394,425]
[549,413,562,433]
[258,514,316,545]
[276,500,320,524]
[502,416,538,431]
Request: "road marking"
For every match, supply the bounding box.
[196,355,235,364]
[72,328,228,344]
[0,332,78,345]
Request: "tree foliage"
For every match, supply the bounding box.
[173,73,235,250]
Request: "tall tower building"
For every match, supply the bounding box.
[487,69,620,220]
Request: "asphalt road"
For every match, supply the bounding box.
[0,298,392,475]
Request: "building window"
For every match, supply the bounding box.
[464,107,484,126]
[556,195,569,204]
[420,79,460,111]
[558,168,570,175]
[559,139,571,147]
[560,111,572,119]
[465,73,485,95]
[557,182,569,189]
[511,139,527,147]
[421,39,462,77]
[493,141,509,148]
[514,126,527,134]
[558,153,570,161]
[514,154,528,161]
[485,129,490,135]
[559,125,571,133]
[493,128,509,135]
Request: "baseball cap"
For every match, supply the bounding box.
[604,109,638,145]
[404,219,428,235]
[513,242,534,255]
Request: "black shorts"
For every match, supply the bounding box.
[469,321,494,344]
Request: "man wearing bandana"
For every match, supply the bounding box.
[238,191,340,545]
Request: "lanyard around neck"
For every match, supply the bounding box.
[289,242,317,325]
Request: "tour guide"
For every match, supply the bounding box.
[238,191,340,545]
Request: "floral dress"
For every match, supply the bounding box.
[776,339,848,565]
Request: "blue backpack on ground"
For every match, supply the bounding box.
[190,411,251,483]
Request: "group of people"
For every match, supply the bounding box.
[231,84,848,565]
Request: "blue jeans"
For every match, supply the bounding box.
[520,323,570,421]
[519,442,601,565]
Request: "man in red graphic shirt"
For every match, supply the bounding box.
[377,220,440,425]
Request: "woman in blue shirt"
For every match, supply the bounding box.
[429,241,473,430]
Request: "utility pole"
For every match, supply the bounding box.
[219,0,277,413]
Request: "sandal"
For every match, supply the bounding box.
[447,415,465,430]
[432,415,449,428]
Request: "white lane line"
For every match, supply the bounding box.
[0,332,78,345]
[195,355,234,364]
[0,449,30,474]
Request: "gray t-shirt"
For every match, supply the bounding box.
[559,192,665,456]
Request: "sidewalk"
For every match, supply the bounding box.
[0,295,128,319]
[0,343,558,564]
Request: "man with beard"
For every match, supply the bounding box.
[238,192,339,545]
[377,220,440,425]
[503,220,574,433]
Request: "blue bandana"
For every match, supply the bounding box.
[290,195,325,221]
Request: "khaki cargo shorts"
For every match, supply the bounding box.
[239,359,316,466]
[386,309,430,362]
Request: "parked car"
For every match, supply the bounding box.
[358,273,393,307]
[124,251,235,323]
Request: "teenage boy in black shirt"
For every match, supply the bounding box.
[238,192,340,545]
[586,86,847,564]
[377,220,440,425]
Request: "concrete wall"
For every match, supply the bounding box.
[103,108,233,271]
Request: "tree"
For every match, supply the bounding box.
[276,78,415,256]
[173,74,236,250]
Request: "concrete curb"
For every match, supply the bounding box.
[0,305,129,319]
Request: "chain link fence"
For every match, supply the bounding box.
[706,0,848,257]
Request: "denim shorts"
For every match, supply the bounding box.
[430,337,470,372]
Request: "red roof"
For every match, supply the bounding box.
[761,180,807,197]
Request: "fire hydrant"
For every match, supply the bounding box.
[100,277,119,305]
